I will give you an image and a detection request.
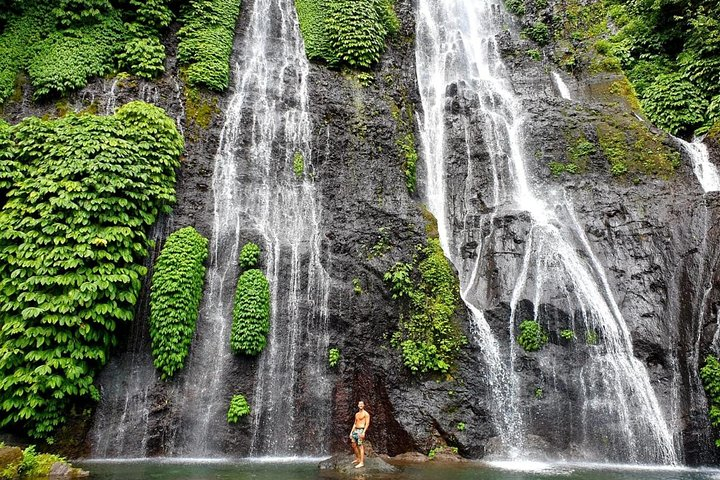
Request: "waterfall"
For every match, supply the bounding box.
[416,0,677,463]
[552,72,572,100]
[675,138,720,193]
[167,0,330,457]
[90,0,330,458]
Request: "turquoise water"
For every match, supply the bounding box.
[78,459,720,480]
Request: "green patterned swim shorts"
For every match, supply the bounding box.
[351,428,364,446]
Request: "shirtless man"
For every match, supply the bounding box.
[349,400,370,468]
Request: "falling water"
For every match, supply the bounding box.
[676,138,720,193]
[416,0,677,463]
[168,0,330,457]
[552,72,572,100]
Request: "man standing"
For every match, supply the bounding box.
[349,400,370,468]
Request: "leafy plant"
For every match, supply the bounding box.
[517,320,548,352]
[398,132,417,193]
[385,239,467,374]
[177,0,243,91]
[526,48,541,60]
[456,422,465,431]
[328,347,340,367]
[231,269,271,355]
[369,226,392,257]
[117,36,166,79]
[523,21,550,46]
[585,329,599,345]
[0,101,183,438]
[149,227,209,379]
[701,355,720,446]
[504,0,525,16]
[534,387,543,399]
[293,151,304,178]
[238,242,261,270]
[352,277,362,295]
[560,329,575,341]
[227,394,250,423]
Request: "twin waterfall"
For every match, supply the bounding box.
[89,0,716,464]
[416,0,677,464]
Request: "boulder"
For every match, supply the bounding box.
[48,462,90,479]
[0,446,22,470]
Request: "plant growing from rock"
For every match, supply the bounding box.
[293,151,304,178]
[238,242,261,269]
[328,348,340,368]
[560,329,575,341]
[227,394,250,423]
[517,320,548,352]
[231,269,271,355]
[701,355,720,446]
[149,226,209,379]
[385,239,467,374]
[0,101,183,439]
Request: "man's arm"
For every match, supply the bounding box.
[361,413,370,438]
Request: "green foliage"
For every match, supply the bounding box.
[227,394,250,423]
[0,444,66,480]
[177,0,242,91]
[293,151,304,179]
[700,355,720,446]
[149,227,209,379]
[117,36,166,80]
[231,269,270,356]
[238,242,261,270]
[295,0,397,69]
[605,0,720,134]
[129,0,173,31]
[639,73,708,136]
[54,0,112,27]
[28,12,128,99]
[504,0,525,16]
[534,387,543,399]
[398,132,417,193]
[369,226,391,257]
[517,320,547,352]
[0,5,55,104]
[560,329,575,340]
[523,21,550,46]
[585,329,599,345]
[456,422,465,431]
[328,347,340,368]
[548,161,578,176]
[352,277,362,295]
[526,49,541,60]
[384,239,467,374]
[0,101,183,438]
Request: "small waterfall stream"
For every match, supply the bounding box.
[416,0,677,463]
[676,138,720,193]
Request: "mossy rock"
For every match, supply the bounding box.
[0,446,22,470]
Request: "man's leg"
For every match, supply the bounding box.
[355,444,365,468]
[351,440,359,463]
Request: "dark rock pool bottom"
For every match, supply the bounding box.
[77,459,720,480]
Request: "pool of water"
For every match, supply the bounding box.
[77,459,720,480]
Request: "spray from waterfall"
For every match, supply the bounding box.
[416,0,677,463]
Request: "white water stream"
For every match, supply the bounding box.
[552,72,572,100]
[416,0,677,463]
[676,138,720,193]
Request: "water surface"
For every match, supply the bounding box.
[78,459,720,480]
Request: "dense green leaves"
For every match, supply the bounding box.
[227,394,250,423]
[0,101,183,438]
[700,355,720,446]
[117,36,166,80]
[294,0,398,69]
[384,239,466,374]
[177,0,242,91]
[231,269,270,356]
[517,320,547,352]
[238,242,260,270]
[149,227,208,379]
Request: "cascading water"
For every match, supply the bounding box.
[676,138,720,193]
[90,0,329,458]
[416,0,677,463]
[552,72,572,100]
[167,0,330,457]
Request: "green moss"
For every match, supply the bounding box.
[184,83,219,130]
[420,205,439,239]
[597,117,680,178]
[398,132,418,193]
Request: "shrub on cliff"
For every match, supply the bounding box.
[231,269,271,355]
[0,101,183,439]
[177,0,242,91]
[149,226,209,379]
[295,0,398,69]
[385,239,466,374]
[227,394,250,423]
[517,320,548,352]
